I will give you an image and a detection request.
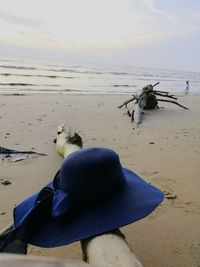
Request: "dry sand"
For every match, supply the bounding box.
[0,93,200,267]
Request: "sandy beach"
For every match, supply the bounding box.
[0,93,200,267]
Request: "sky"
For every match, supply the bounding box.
[0,0,200,72]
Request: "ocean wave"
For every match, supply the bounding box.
[0,82,35,86]
[47,68,103,75]
[0,83,59,87]
[0,59,199,94]
[0,65,36,70]
[109,72,130,75]
[0,73,76,79]
[112,84,137,87]
[0,64,104,75]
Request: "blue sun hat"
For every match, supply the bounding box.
[12,147,164,248]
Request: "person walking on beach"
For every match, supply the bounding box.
[185,81,189,95]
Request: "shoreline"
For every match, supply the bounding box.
[0,90,200,96]
[0,93,200,266]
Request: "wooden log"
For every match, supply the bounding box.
[0,125,83,253]
[81,230,143,267]
[0,124,143,267]
[132,94,147,127]
[0,254,91,267]
[56,124,143,267]
[143,92,158,110]
[0,223,13,237]
[133,104,142,127]
[0,223,13,250]
[0,146,47,162]
[55,123,82,158]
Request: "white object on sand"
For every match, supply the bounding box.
[56,124,143,267]
[134,94,147,127]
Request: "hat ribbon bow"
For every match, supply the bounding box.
[36,185,71,219]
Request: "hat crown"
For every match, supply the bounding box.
[57,147,125,205]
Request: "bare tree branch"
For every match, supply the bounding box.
[118,96,136,109]
[157,99,189,109]
[154,92,178,100]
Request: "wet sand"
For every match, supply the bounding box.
[0,93,200,266]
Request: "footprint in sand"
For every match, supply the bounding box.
[150,177,178,204]
[149,177,200,217]
[164,190,177,200]
[184,202,200,215]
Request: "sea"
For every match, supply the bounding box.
[0,58,199,95]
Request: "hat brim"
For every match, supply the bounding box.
[14,168,164,247]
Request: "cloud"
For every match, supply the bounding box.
[0,9,43,28]
[192,12,200,20]
[142,0,178,22]
[125,25,200,48]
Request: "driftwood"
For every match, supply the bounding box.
[118,83,188,111]
[0,146,47,162]
[0,223,13,251]
[0,124,143,267]
[155,92,177,100]
[118,82,159,109]
[132,94,147,127]
[118,95,137,109]
[156,99,188,110]
[55,124,143,267]
[0,254,90,267]
[0,126,82,254]
[118,83,189,126]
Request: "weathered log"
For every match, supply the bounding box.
[0,127,83,254]
[0,124,143,267]
[54,123,82,158]
[0,254,90,267]
[81,230,143,267]
[55,124,143,267]
[118,82,186,112]
[0,223,13,251]
[125,83,189,126]
[0,146,47,162]
[0,222,28,254]
[118,82,159,109]
[143,92,158,110]
[133,94,147,127]
[0,147,46,156]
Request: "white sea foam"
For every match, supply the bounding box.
[0,58,199,94]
